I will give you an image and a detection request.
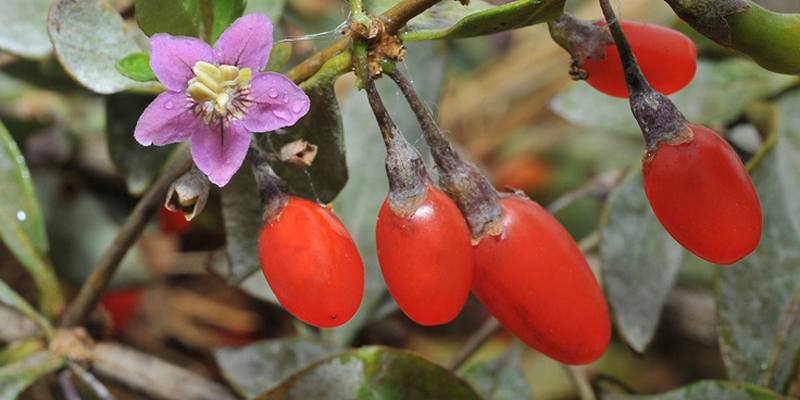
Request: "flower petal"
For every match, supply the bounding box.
[190,121,251,187]
[134,92,199,146]
[150,34,214,91]
[213,14,273,70]
[241,72,310,132]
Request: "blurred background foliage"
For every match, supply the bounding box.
[1,0,800,398]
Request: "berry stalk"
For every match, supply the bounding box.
[357,46,429,216]
[598,0,693,153]
[386,70,503,240]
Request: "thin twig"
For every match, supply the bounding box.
[285,0,442,83]
[448,318,502,370]
[562,365,597,400]
[91,342,237,400]
[59,149,193,328]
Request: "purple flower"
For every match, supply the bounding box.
[134,14,310,187]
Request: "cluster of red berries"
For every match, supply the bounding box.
[555,13,762,264]
[254,7,764,367]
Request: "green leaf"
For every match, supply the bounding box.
[106,93,175,195]
[257,346,481,399]
[208,0,246,43]
[0,340,45,366]
[218,155,267,284]
[116,53,157,82]
[215,338,339,399]
[321,42,445,346]
[604,380,782,400]
[600,168,684,353]
[135,0,201,37]
[0,280,52,340]
[244,0,287,21]
[49,0,157,94]
[461,345,534,400]
[0,0,53,59]
[266,42,293,73]
[0,120,62,318]
[258,52,351,203]
[402,0,566,41]
[716,91,800,392]
[550,59,798,137]
[0,352,65,399]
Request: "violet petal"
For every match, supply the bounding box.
[134,91,199,146]
[150,34,214,91]
[190,120,252,187]
[241,72,310,133]
[213,14,273,70]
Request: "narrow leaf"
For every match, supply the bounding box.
[0,120,62,318]
[0,352,65,399]
[0,280,51,339]
[716,91,800,392]
[402,0,566,41]
[600,168,684,353]
[209,0,246,43]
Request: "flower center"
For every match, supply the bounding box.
[187,61,252,118]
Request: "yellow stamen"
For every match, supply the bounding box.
[188,81,217,102]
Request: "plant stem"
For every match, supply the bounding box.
[563,365,597,400]
[58,149,193,328]
[597,0,651,95]
[285,0,443,83]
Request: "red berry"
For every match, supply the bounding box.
[472,196,610,364]
[158,207,193,235]
[376,186,473,325]
[258,197,364,328]
[101,288,144,336]
[643,125,762,264]
[584,20,697,98]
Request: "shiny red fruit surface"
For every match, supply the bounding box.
[584,20,697,98]
[376,186,473,325]
[472,196,610,364]
[258,197,364,328]
[643,124,762,264]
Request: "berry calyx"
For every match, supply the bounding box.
[583,20,697,98]
[258,196,364,328]
[472,196,611,364]
[376,185,473,325]
[643,124,762,264]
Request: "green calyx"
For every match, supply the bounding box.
[727,2,800,74]
[665,0,800,75]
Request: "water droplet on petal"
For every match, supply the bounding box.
[290,102,305,113]
[273,109,292,120]
[267,88,279,98]
[16,211,26,221]
[165,101,174,110]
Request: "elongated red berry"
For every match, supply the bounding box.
[643,125,762,264]
[258,197,364,328]
[584,20,697,98]
[101,288,144,336]
[158,207,193,235]
[472,196,610,365]
[376,186,473,326]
